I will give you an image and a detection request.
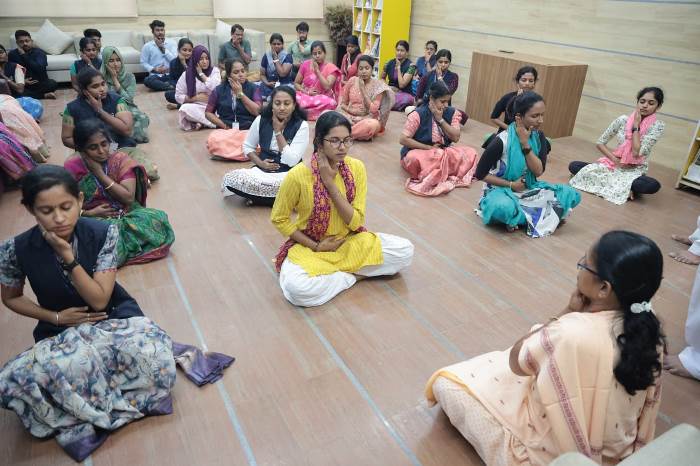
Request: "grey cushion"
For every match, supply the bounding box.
[47,53,79,71]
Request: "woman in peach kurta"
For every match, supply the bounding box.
[426,231,665,466]
[271,111,413,307]
[338,55,394,141]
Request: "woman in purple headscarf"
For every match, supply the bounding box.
[174,45,221,131]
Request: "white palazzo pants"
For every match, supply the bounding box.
[279,233,414,307]
[679,261,700,379]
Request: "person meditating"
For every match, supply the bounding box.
[175,45,221,131]
[101,46,150,143]
[64,119,174,266]
[426,230,665,466]
[339,35,361,87]
[140,20,178,92]
[70,38,102,93]
[271,111,414,307]
[380,40,415,111]
[288,22,312,77]
[569,87,665,204]
[475,91,580,237]
[399,82,478,197]
[0,165,229,462]
[259,33,294,101]
[8,30,57,99]
[294,41,341,121]
[206,59,263,161]
[222,86,309,206]
[338,55,394,141]
[218,24,252,67]
[413,49,458,109]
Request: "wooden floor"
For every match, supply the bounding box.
[1,85,700,466]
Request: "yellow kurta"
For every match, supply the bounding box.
[271,156,383,276]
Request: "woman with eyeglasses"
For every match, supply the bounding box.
[426,230,665,466]
[271,111,414,307]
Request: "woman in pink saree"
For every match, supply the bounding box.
[294,41,341,121]
[398,82,478,197]
[338,55,394,141]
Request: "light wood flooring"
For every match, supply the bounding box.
[1,86,699,466]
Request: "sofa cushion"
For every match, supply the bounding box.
[33,19,74,55]
[115,46,141,65]
[47,53,79,71]
[187,30,210,50]
[215,19,232,48]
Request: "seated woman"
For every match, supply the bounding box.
[64,119,174,266]
[101,46,150,143]
[271,111,414,307]
[414,40,437,82]
[569,87,665,205]
[476,91,580,237]
[206,59,263,161]
[380,40,415,111]
[339,35,361,87]
[0,165,230,461]
[0,120,36,186]
[413,49,458,109]
[0,44,43,120]
[259,33,294,101]
[175,45,221,131]
[222,86,308,206]
[426,230,664,466]
[294,41,341,121]
[165,38,193,109]
[484,65,538,147]
[399,82,478,197]
[61,68,157,181]
[70,38,102,93]
[338,55,394,141]
[0,93,49,162]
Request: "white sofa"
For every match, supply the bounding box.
[7,25,266,84]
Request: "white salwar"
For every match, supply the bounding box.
[221,116,309,200]
[689,215,700,256]
[175,67,221,131]
[679,261,700,379]
[279,233,414,307]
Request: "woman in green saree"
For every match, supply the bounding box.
[100,46,150,143]
[64,119,174,266]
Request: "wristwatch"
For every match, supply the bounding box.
[632,127,639,132]
[237,92,244,98]
[522,146,532,155]
[62,259,80,273]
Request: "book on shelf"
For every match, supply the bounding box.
[365,35,372,54]
[355,0,363,7]
[365,13,373,32]
[370,37,380,57]
[684,147,700,184]
[355,14,363,31]
[373,17,382,33]
[376,0,383,9]
[365,0,371,7]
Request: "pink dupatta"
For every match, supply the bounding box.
[300,59,342,100]
[274,153,365,272]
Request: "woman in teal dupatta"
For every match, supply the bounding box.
[101,46,150,143]
[64,119,174,266]
[475,92,580,237]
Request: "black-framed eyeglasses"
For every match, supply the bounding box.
[323,137,354,149]
[576,255,598,276]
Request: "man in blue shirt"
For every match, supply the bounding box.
[8,30,57,99]
[140,20,178,91]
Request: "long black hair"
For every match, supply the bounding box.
[77,67,103,91]
[260,86,307,122]
[313,111,351,152]
[21,165,81,208]
[637,86,664,107]
[512,91,544,117]
[427,81,450,101]
[593,230,665,395]
[74,118,112,152]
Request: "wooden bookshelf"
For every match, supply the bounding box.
[675,120,700,190]
[353,0,411,76]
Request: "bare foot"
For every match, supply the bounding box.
[628,190,635,201]
[669,250,700,265]
[671,234,693,246]
[664,354,696,379]
[166,102,178,110]
[44,92,56,99]
[506,225,519,233]
[193,123,202,131]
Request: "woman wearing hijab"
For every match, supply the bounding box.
[174,45,221,131]
[101,46,150,143]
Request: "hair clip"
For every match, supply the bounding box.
[630,301,653,314]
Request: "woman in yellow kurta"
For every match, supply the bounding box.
[425,230,665,465]
[271,111,414,307]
